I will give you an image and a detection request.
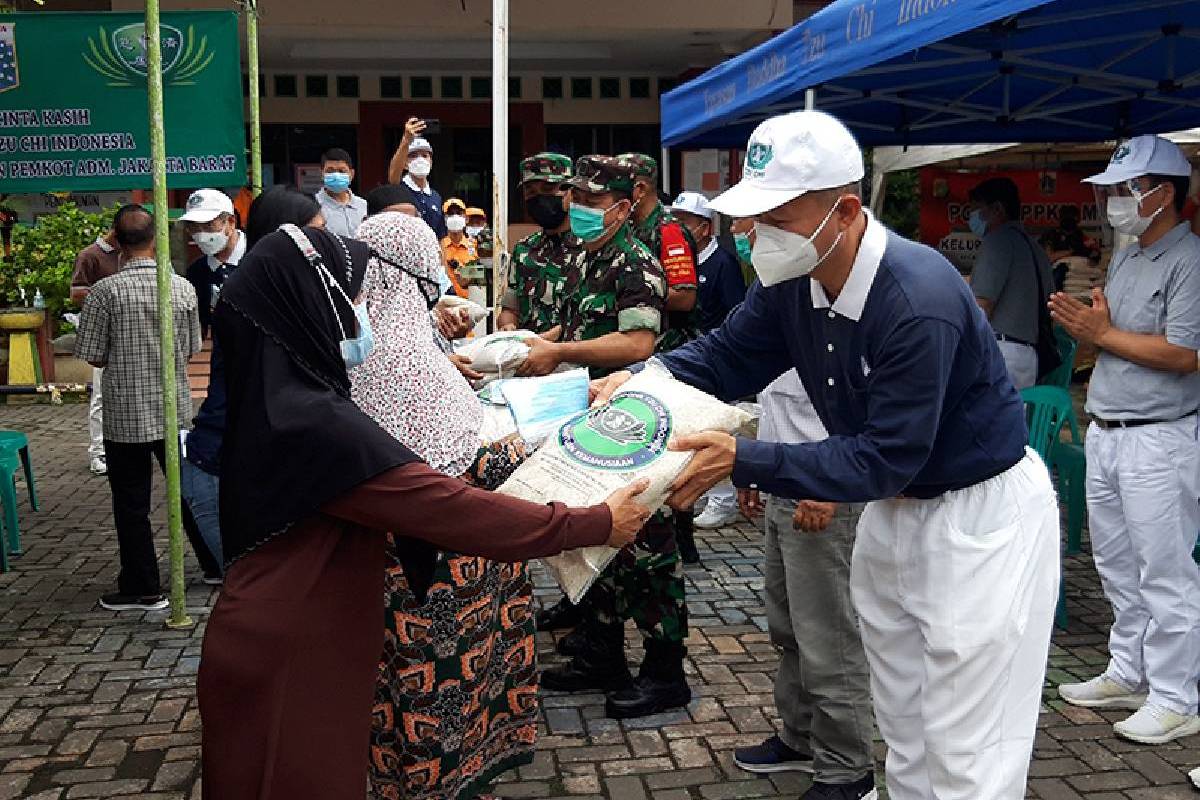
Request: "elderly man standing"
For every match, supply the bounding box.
[75,204,207,612]
[1052,135,1200,745]
[593,111,1059,800]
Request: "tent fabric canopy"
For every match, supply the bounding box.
[661,0,1200,147]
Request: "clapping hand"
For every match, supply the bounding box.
[1048,288,1111,346]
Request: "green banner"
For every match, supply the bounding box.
[0,11,246,193]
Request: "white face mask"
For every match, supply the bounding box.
[408,156,432,178]
[465,224,485,237]
[1106,183,1164,237]
[446,215,467,233]
[750,199,844,287]
[193,229,229,257]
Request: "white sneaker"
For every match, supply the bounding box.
[1114,703,1200,745]
[694,499,739,529]
[89,456,107,476]
[1058,674,1147,709]
[1188,766,1199,789]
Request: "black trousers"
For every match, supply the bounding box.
[104,439,220,596]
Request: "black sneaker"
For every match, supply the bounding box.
[733,735,815,774]
[801,773,877,800]
[99,593,168,612]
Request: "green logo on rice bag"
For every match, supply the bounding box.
[559,391,671,470]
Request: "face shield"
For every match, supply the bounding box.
[1093,178,1167,237]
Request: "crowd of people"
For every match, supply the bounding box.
[65,110,1199,800]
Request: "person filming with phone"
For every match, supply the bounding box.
[387,117,447,239]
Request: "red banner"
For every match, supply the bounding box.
[918,168,1100,272]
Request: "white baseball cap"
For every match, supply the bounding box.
[670,191,714,221]
[409,137,433,155]
[1084,134,1192,185]
[709,110,865,218]
[179,188,234,223]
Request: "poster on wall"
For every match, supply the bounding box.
[295,163,323,196]
[919,168,1101,273]
[0,11,246,193]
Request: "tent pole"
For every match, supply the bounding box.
[245,0,263,197]
[660,145,670,195]
[491,0,509,324]
[805,88,815,110]
[145,0,192,630]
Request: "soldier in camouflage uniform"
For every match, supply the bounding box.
[529,156,691,720]
[499,153,585,333]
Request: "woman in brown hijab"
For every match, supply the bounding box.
[197,223,648,800]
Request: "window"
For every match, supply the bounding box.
[380,76,403,98]
[336,75,359,98]
[273,74,297,98]
[509,76,522,98]
[629,77,651,99]
[542,76,563,100]
[305,75,328,98]
[571,77,593,99]
[410,76,433,99]
[441,76,463,99]
[599,77,620,99]
[470,76,490,99]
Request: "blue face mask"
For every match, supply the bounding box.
[324,171,352,192]
[569,201,621,243]
[340,301,375,369]
[733,231,753,264]
[967,209,988,238]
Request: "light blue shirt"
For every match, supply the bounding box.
[315,189,368,239]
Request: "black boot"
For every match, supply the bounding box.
[674,509,700,565]
[541,625,632,693]
[605,640,691,718]
[556,623,601,658]
[536,596,582,632]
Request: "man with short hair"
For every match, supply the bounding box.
[71,223,121,476]
[593,111,1059,799]
[75,205,208,612]
[968,176,1056,390]
[1052,135,1200,745]
[387,118,447,239]
[181,189,245,340]
[315,147,367,238]
[499,152,584,334]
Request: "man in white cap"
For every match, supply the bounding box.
[386,117,447,238]
[592,110,1059,800]
[179,188,245,340]
[1051,135,1200,745]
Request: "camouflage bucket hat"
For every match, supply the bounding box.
[519,152,573,185]
[616,153,658,182]
[565,155,638,194]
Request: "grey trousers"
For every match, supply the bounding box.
[765,496,875,784]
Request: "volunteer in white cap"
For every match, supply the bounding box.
[386,117,447,238]
[592,110,1059,800]
[180,188,245,340]
[1051,135,1200,745]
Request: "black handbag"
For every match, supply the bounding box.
[1018,231,1062,380]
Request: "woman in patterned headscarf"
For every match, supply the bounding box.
[351,212,538,800]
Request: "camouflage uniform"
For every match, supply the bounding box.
[502,153,585,332]
[616,153,701,353]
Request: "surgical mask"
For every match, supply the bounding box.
[750,199,844,287]
[967,209,989,238]
[323,172,351,192]
[570,201,622,243]
[192,230,229,257]
[465,224,485,237]
[446,215,467,233]
[1106,183,1164,236]
[340,301,375,369]
[527,193,568,230]
[408,157,432,178]
[733,231,753,264]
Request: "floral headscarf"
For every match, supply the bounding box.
[351,212,483,476]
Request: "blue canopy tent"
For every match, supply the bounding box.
[661,0,1200,149]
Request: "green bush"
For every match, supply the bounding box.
[0,203,116,326]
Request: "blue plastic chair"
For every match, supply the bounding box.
[0,430,38,564]
[1021,387,1075,628]
[0,430,38,510]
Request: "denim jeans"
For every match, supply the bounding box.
[180,457,223,572]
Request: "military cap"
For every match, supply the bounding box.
[616,152,659,183]
[519,152,573,185]
[565,155,638,194]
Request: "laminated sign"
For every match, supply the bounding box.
[496,366,751,602]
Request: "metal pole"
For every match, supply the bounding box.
[805,88,816,110]
[145,0,192,630]
[491,0,509,321]
[245,0,263,197]
[660,145,669,195]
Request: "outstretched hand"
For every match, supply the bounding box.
[666,432,737,511]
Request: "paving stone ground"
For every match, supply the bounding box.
[1,402,1197,799]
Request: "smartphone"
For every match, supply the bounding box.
[423,118,441,136]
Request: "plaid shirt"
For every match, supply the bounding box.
[75,258,201,443]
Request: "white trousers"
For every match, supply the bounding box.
[996,340,1037,392]
[88,366,104,459]
[1085,417,1200,715]
[850,448,1059,800]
